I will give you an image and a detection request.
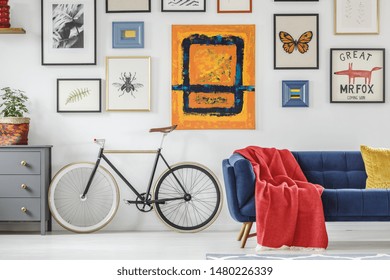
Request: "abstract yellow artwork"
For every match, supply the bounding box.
[172,25,255,129]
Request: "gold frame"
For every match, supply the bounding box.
[334,0,379,35]
[106,56,151,111]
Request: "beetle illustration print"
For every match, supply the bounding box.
[112,72,144,97]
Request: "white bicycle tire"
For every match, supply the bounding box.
[48,162,119,233]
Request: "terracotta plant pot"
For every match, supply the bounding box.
[0,117,30,145]
[0,1,9,28]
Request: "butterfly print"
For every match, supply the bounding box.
[279,31,313,54]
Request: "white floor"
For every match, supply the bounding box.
[1,224,390,259]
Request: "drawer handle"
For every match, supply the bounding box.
[21,184,28,190]
[21,207,27,213]
[21,160,27,166]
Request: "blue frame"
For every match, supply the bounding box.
[282,80,309,107]
[112,22,144,48]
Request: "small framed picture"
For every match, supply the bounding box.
[41,0,96,65]
[57,79,101,113]
[334,0,379,34]
[106,56,151,111]
[330,48,385,103]
[161,0,206,12]
[217,0,252,13]
[274,14,319,69]
[106,0,151,13]
[275,0,318,2]
[282,80,309,107]
[112,22,144,48]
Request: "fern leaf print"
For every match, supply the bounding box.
[65,88,91,105]
[344,0,352,19]
[356,1,366,25]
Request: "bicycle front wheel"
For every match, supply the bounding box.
[48,163,119,233]
[153,163,222,232]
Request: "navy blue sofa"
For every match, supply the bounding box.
[222,151,390,248]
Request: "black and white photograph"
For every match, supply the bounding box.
[52,4,84,48]
[41,0,96,65]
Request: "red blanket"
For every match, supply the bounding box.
[235,146,328,249]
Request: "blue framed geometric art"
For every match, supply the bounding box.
[282,80,309,107]
[112,22,144,48]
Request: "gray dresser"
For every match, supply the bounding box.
[0,146,52,235]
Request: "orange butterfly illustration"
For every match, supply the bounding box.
[279,31,313,54]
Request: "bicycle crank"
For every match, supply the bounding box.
[124,193,153,212]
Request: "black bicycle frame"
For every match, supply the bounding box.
[81,147,189,205]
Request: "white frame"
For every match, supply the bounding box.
[106,56,151,111]
[41,0,96,65]
[335,0,379,34]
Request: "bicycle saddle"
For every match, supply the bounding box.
[149,125,177,133]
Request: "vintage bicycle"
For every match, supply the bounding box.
[48,125,222,233]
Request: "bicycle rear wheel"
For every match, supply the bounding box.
[48,163,119,233]
[153,162,222,232]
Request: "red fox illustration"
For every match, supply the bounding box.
[334,63,382,85]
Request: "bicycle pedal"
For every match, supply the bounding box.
[124,199,134,205]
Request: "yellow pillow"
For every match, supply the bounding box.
[361,145,390,189]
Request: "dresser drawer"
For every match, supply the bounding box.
[0,175,40,197]
[0,198,40,221]
[0,151,41,175]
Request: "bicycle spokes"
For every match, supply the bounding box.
[154,163,222,232]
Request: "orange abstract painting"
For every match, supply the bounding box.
[172,25,255,129]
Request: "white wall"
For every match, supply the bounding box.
[1,0,389,232]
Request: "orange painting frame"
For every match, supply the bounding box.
[172,25,255,130]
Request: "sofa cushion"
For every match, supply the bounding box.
[292,151,367,189]
[323,188,390,220]
[361,145,390,189]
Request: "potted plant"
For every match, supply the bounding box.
[0,87,30,145]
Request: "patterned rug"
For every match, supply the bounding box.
[206,253,390,260]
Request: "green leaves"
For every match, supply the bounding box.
[0,87,29,118]
[65,88,91,105]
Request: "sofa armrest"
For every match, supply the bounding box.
[222,154,256,222]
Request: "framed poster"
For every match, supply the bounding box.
[57,79,101,112]
[106,0,151,13]
[274,14,319,69]
[217,0,252,13]
[330,48,385,103]
[162,0,206,12]
[334,0,379,34]
[172,25,255,129]
[112,22,144,48]
[106,56,151,111]
[282,80,309,107]
[41,0,96,65]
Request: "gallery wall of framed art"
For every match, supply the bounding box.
[4,0,390,234]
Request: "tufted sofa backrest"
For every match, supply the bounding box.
[292,151,367,189]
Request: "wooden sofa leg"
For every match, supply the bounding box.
[240,222,254,248]
[237,223,246,241]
